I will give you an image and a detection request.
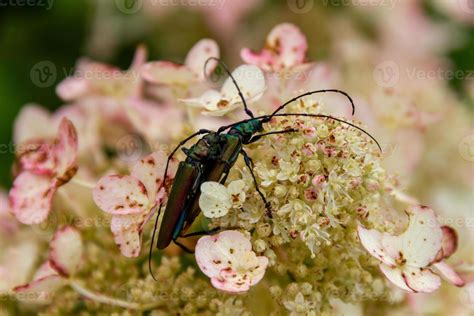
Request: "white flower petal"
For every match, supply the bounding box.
[379,264,413,292]
[199,182,232,218]
[357,225,395,266]
[48,226,83,277]
[221,65,265,104]
[382,205,443,268]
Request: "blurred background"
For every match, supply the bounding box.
[0,0,472,188]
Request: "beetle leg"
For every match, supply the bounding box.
[247,128,297,144]
[173,239,194,254]
[240,150,273,218]
[181,227,220,238]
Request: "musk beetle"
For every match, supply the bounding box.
[148,58,381,279]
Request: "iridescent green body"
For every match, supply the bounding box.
[157,120,263,249]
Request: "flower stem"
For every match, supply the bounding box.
[70,178,96,190]
[69,280,162,311]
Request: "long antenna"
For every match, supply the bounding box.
[203,57,255,118]
[269,89,355,119]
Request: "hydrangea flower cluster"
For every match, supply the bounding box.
[0,22,469,315]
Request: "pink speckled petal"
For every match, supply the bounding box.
[9,172,55,225]
[53,118,78,181]
[48,226,83,277]
[19,142,56,175]
[402,266,442,293]
[93,175,149,215]
[195,231,252,279]
[110,213,147,257]
[131,150,175,204]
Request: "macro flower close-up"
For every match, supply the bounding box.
[0,1,472,315]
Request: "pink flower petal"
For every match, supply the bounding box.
[9,172,55,225]
[33,261,60,280]
[184,39,219,80]
[357,225,395,266]
[141,61,197,85]
[439,226,458,260]
[56,77,89,101]
[241,23,307,71]
[93,175,149,215]
[48,226,83,277]
[110,213,147,257]
[125,98,183,142]
[19,142,56,175]
[433,261,465,287]
[195,231,252,279]
[402,266,442,293]
[131,150,175,204]
[53,118,78,182]
[14,275,65,304]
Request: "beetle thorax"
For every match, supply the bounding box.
[185,133,225,161]
[228,119,263,143]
